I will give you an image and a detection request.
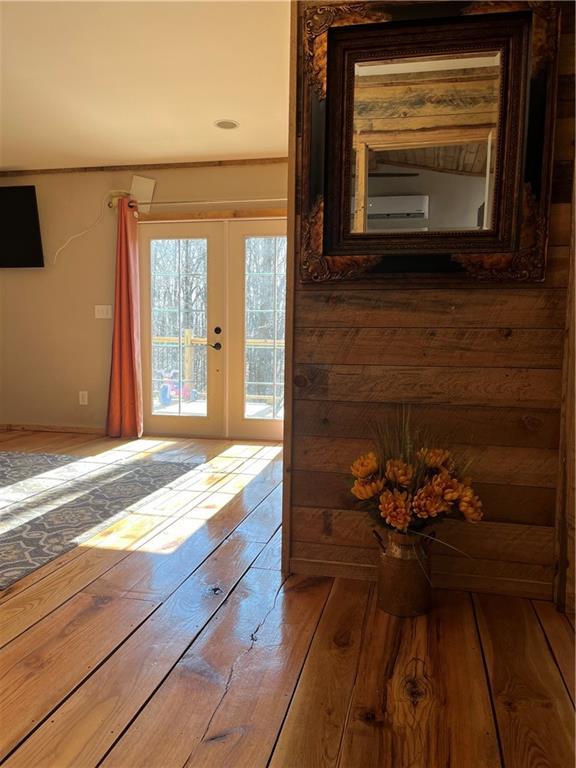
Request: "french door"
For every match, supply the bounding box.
[139,219,286,440]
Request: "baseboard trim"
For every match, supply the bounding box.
[1,424,105,435]
[432,571,553,600]
[289,557,555,600]
[290,558,376,582]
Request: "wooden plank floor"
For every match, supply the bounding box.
[0,431,573,768]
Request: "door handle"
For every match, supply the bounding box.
[209,342,222,351]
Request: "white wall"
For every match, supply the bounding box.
[0,161,287,429]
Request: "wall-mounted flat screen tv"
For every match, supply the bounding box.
[0,185,45,268]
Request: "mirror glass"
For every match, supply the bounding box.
[351,52,502,233]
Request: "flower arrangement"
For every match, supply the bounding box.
[350,413,483,536]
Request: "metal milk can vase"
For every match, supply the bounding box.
[377,530,432,617]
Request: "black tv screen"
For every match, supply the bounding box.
[0,185,44,268]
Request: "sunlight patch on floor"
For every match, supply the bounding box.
[182,491,238,520]
[219,444,269,459]
[0,460,112,500]
[84,444,277,551]
[133,517,208,554]
[0,462,144,534]
[73,512,168,552]
[128,488,208,517]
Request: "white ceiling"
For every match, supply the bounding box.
[0,0,290,171]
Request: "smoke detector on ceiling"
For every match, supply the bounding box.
[214,119,240,130]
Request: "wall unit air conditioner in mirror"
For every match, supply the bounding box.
[366,195,429,232]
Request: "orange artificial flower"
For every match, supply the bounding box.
[412,482,449,519]
[379,488,412,532]
[417,448,453,470]
[385,459,414,487]
[430,471,463,502]
[351,477,385,501]
[351,451,379,480]
[459,487,483,522]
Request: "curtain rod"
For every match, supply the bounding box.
[108,195,287,209]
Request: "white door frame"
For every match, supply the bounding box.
[138,217,286,440]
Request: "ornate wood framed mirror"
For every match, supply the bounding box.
[298,2,561,282]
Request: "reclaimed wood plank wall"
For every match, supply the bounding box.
[283,5,575,601]
[354,65,499,137]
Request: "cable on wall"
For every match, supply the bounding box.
[52,192,113,264]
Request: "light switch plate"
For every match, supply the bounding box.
[95,305,112,319]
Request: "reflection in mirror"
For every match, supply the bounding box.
[351,52,501,233]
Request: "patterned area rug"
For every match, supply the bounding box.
[0,451,198,590]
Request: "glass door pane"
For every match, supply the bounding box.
[139,222,225,437]
[151,238,208,416]
[228,219,287,441]
[244,237,286,419]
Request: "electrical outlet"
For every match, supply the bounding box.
[79,391,88,406]
[94,305,112,320]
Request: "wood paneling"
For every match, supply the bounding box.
[564,237,575,618]
[293,436,559,487]
[283,13,574,598]
[559,31,575,75]
[545,246,571,287]
[555,176,575,617]
[353,69,499,138]
[296,289,566,328]
[292,470,556,525]
[289,558,376,582]
[289,512,555,599]
[292,401,561,449]
[291,508,554,560]
[282,1,298,578]
[550,203,573,245]
[288,512,555,600]
[294,327,564,368]
[556,75,575,120]
[293,364,561,408]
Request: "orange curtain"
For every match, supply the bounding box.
[106,198,143,438]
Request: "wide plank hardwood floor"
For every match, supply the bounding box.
[0,431,574,768]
